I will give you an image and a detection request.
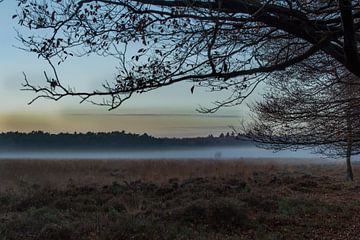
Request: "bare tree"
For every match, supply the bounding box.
[12,0,360,110]
[246,59,360,181]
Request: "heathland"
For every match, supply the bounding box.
[0,159,359,239]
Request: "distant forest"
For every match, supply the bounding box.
[0,131,253,150]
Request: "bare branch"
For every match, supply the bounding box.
[13,0,360,110]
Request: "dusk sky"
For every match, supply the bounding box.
[0,1,259,137]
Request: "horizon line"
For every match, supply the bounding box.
[64,113,242,119]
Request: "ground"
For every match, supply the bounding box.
[1,159,360,239]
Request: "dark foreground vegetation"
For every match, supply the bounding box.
[0,159,359,240]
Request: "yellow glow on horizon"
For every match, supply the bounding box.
[0,112,243,137]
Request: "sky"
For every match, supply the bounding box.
[0,1,260,137]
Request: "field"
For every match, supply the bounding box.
[1,159,360,239]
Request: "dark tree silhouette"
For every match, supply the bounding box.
[0,131,248,150]
[246,59,360,181]
[13,0,360,110]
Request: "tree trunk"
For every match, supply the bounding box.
[346,143,354,181]
[345,80,354,181]
[338,0,360,77]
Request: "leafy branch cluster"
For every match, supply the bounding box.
[15,0,360,111]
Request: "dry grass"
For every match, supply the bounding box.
[1,159,360,240]
[0,158,336,192]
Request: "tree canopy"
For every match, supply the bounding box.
[245,55,360,180]
[14,0,360,110]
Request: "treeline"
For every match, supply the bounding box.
[0,131,252,150]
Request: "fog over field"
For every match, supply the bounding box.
[0,146,326,161]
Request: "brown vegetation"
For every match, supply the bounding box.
[1,159,360,239]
